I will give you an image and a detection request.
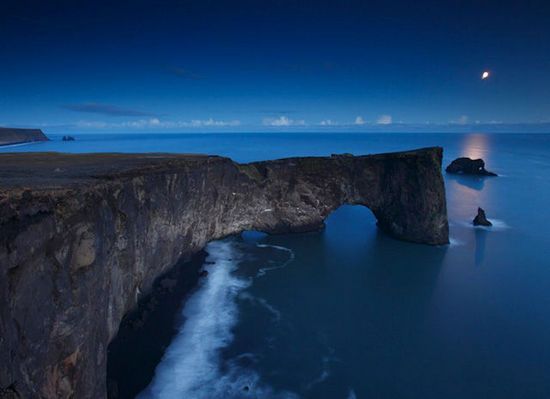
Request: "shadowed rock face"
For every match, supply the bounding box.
[473,207,492,226]
[0,148,448,398]
[445,157,497,176]
[0,127,49,146]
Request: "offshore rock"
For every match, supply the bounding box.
[445,157,497,176]
[0,148,448,398]
[473,207,492,226]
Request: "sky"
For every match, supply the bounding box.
[1,0,549,133]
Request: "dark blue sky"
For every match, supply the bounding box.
[1,0,549,132]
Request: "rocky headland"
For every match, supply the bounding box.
[0,148,448,398]
[0,128,49,147]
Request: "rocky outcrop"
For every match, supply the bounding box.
[445,157,497,176]
[0,147,448,398]
[473,207,492,226]
[62,136,76,142]
[0,127,49,146]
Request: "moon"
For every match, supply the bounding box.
[482,71,490,80]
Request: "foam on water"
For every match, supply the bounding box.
[455,218,511,231]
[136,240,246,398]
[480,218,510,230]
[306,356,332,390]
[240,292,282,322]
[449,237,465,247]
[256,244,295,277]
[137,240,298,399]
[0,141,43,149]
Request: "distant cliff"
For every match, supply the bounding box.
[0,148,448,398]
[0,127,49,146]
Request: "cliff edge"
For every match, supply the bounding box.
[0,148,448,398]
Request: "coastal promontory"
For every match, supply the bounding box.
[0,147,448,398]
[0,127,49,146]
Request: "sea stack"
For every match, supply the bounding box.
[473,207,492,226]
[446,157,497,176]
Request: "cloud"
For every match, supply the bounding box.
[167,66,203,80]
[354,116,366,125]
[319,119,337,126]
[185,118,241,127]
[75,118,240,129]
[63,103,156,117]
[450,115,469,125]
[376,114,392,125]
[262,116,305,126]
[74,120,109,129]
[26,120,550,134]
[121,118,162,128]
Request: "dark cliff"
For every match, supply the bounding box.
[0,128,49,147]
[0,148,448,398]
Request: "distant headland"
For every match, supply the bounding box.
[0,127,49,147]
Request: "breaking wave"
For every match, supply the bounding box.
[137,240,298,399]
[449,237,465,247]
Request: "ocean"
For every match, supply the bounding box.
[4,133,550,398]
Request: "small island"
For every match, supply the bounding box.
[0,127,49,146]
[446,157,497,176]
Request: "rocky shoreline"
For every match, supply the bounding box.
[106,249,207,399]
[0,148,448,398]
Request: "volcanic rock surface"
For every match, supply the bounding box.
[473,207,492,226]
[445,157,497,176]
[0,148,448,398]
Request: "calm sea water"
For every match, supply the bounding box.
[5,133,550,398]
